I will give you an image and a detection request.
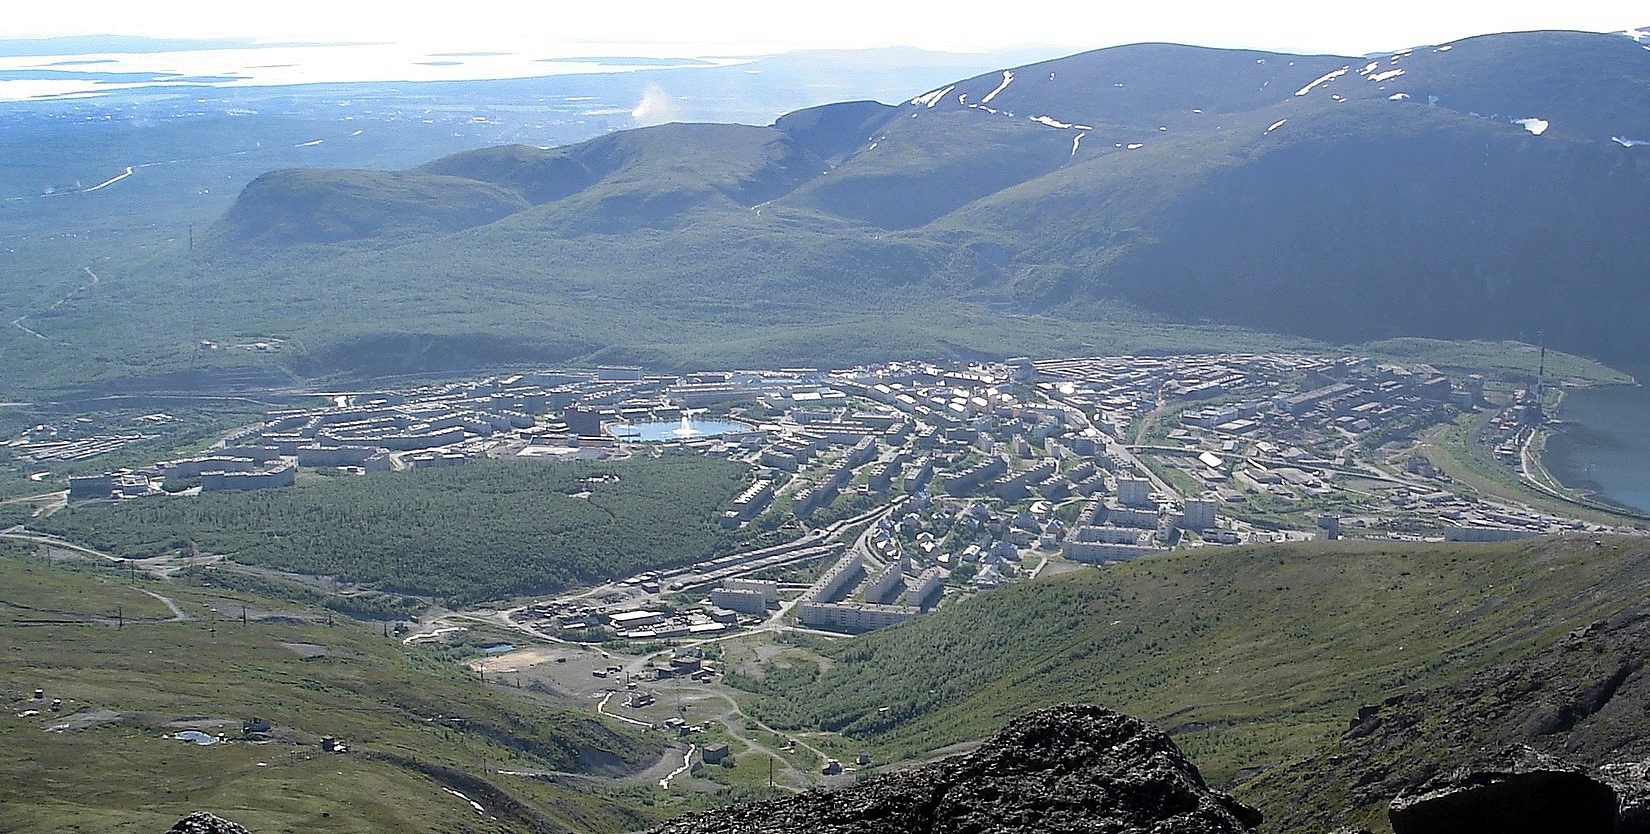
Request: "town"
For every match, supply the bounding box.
[19,351,1625,643]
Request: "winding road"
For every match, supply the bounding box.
[11,265,100,342]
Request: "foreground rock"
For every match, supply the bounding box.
[167,813,251,834]
[1389,753,1617,834]
[651,704,1260,834]
[1239,607,1650,831]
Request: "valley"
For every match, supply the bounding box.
[5,22,1650,834]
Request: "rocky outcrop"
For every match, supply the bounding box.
[1236,609,1650,832]
[1388,748,1617,834]
[167,813,251,834]
[651,704,1260,834]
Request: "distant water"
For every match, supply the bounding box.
[0,42,737,102]
[1544,377,1650,514]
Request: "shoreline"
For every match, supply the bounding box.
[1528,383,1650,522]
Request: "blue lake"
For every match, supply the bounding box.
[609,419,751,442]
[1544,379,1650,514]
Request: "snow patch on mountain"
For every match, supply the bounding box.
[911,85,954,108]
[1266,119,1287,133]
[1369,69,1405,83]
[1296,67,1349,96]
[1612,136,1648,147]
[981,71,1014,105]
[1514,118,1549,136]
[1031,115,1073,129]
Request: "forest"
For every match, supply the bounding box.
[33,456,751,604]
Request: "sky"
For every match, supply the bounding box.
[6,0,1648,58]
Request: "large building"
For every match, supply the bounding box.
[1181,499,1218,532]
[1117,477,1153,507]
[563,406,605,438]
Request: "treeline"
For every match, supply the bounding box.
[33,457,748,604]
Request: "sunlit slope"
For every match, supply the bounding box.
[730,535,1650,791]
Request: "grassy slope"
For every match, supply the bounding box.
[730,535,1650,793]
[0,552,668,834]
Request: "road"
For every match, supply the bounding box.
[0,529,124,563]
[595,691,654,728]
[657,744,697,788]
[138,589,190,621]
[10,265,100,342]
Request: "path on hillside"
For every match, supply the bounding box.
[10,265,100,342]
[0,530,123,563]
[595,691,653,728]
[657,743,697,789]
[138,588,190,621]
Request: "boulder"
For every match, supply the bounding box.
[1389,751,1616,834]
[1597,759,1650,834]
[166,813,251,834]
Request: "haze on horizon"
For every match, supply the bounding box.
[9,0,1648,59]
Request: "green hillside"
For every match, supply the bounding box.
[726,535,1650,798]
[214,168,531,246]
[0,550,671,834]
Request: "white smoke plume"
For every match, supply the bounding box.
[631,84,678,126]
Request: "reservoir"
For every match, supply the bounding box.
[1544,379,1650,514]
[608,417,751,442]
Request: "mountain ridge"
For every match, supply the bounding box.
[199,28,1650,369]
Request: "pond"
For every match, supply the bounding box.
[608,416,752,442]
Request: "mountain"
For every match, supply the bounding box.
[198,28,1650,372]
